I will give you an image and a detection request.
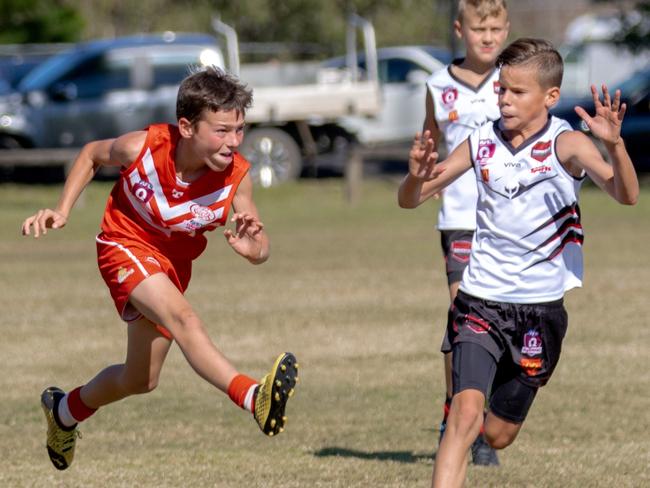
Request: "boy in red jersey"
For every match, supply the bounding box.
[21,67,298,471]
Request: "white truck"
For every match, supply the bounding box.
[213,15,381,186]
[0,16,381,185]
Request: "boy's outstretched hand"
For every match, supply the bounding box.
[409,130,443,181]
[574,84,627,147]
[21,209,67,238]
[224,211,267,263]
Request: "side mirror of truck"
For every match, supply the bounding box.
[406,69,429,86]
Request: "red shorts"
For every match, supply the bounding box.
[95,232,192,340]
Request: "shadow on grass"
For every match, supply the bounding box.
[314,447,435,464]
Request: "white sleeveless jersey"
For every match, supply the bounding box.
[459,116,585,303]
[426,63,501,230]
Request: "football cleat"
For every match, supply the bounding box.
[41,387,80,470]
[254,352,298,436]
[471,434,499,466]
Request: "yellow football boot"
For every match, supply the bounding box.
[41,387,80,470]
[254,352,299,436]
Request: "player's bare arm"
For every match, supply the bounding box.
[557,84,639,205]
[398,133,472,209]
[21,131,146,238]
[226,173,270,264]
[424,91,442,145]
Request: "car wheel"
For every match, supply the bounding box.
[240,127,302,187]
[0,134,26,149]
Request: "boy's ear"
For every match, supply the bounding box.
[453,19,463,40]
[178,117,194,138]
[545,86,561,109]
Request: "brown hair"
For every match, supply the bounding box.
[176,66,253,124]
[457,0,508,21]
[496,38,563,88]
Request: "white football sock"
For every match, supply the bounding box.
[57,394,79,427]
[243,384,258,413]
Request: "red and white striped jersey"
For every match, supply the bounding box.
[100,124,250,260]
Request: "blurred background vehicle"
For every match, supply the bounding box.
[0,17,383,187]
[0,44,71,95]
[0,33,224,150]
[323,45,451,147]
[552,66,650,172]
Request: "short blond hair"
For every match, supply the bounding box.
[457,0,508,22]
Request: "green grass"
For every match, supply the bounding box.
[0,179,649,487]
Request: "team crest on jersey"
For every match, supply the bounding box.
[450,240,471,263]
[441,86,458,109]
[171,189,184,199]
[476,139,496,166]
[132,181,154,203]
[531,141,552,162]
[521,329,543,355]
[190,204,216,223]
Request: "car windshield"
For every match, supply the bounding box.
[17,48,88,92]
[616,69,650,101]
[420,46,453,64]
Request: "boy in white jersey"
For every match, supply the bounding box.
[21,67,299,471]
[398,38,638,488]
[424,0,508,465]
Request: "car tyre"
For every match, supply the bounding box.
[240,127,302,187]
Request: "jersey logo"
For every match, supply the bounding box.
[464,314,491,334]
[448,110,458,122]
[450,240,471,263]
[481,168,490,182]
[132,181,154,203]
[476,140,496,166]
[493,81,500,95]
[531,140,552,162]
[520,358,543,376]
[441,86,458,109]
[190,204,216,223]
[521,329,543,355]
[171,189,184,199]
[117,267,135,284]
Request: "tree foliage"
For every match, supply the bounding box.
[592,0,650,52]
[0,0,84,43]
[0,0,455,56]
[70,0,453,56]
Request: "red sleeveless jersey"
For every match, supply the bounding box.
[100,124,250,260]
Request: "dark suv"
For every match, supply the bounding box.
[551,67,650,172]
[0,33,224,149]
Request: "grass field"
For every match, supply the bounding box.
[0,179,649,487]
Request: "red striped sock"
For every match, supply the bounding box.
[227,374,258,413]
[443,397,451,421]
[67,386,97,422]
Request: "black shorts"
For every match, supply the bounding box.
[443,291,568,389]
[440,230,473,285]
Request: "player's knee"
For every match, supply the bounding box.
[449,399,484,436]
[484,429,517,449]
[170,306,204,335]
